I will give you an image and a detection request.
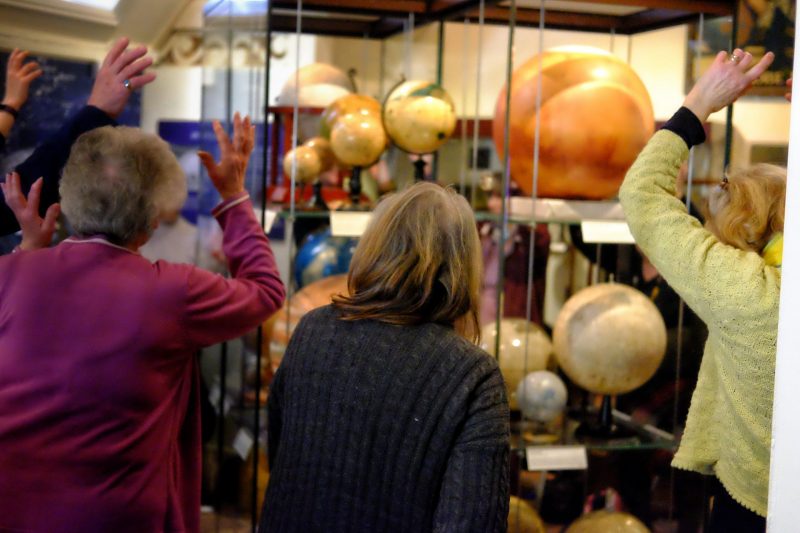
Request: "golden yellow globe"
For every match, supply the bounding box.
[383,80,456,154]
[320,94,382,139]
[283,145,322,184]
[566,511,650,533]
[330,112,387,167]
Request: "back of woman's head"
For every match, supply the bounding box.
[60,126,186,246]
[332,182,482,342]
[705,163,786,254]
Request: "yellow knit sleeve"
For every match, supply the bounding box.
[618,130,780,330]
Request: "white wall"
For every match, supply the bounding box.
[141,66,203,134]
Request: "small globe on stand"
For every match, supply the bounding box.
[283,145,322,186]
[553,283,667,439]
[382,80,456,182]
[517,370,568,443]
[480,318,552,410]
[329,111,387,208]
[320,94,382,139]
[303,137,336,209]
[566,511,650,533]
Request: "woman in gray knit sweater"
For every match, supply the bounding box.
[259,182,510,532]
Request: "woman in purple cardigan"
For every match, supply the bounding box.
[0,113,285,532]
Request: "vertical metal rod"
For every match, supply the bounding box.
[470,0,485,207]
[520,4,546,526]
[494,0,517,358]
[404,12,415,80]
[724,6,739,168]
[216,342,228,514]
[252,4,275,529]
[459,18,470,196]
[432,20,445,182]
[289,0,302,221]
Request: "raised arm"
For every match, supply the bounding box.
[619,49,778,325]
[0,49,42,147]
[433,363,510,533]
[0,38,156,235]
[180,113,285,348]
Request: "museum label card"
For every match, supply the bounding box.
[330,211,372,237]
[526,445,588,471]
[580,220,635,244]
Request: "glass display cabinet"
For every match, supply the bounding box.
[194,1,789,531]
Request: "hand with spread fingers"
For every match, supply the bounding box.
[683,48,775,122]
[1,172,59,251]
[198,113,256,201]
[87,37,157,119]
[3,48,43,111]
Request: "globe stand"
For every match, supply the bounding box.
[522,420,560,445]
[575,395,633,441]
[413,156,429,182]
[304,179,328,210]
[341,166,369,211]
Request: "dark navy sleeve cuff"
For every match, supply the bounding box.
[661,106,706,148]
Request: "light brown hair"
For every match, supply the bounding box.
[705,163,786,253]
[332,182,482,342]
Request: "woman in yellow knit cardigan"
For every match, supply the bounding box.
[620,48,780,532]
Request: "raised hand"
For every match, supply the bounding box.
[1,172,59,251]
[683,48,775,122]
[3,49,43,110]
[87,37,157,119]
[198,113,256,201]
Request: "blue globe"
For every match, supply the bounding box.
[294,227,358,288]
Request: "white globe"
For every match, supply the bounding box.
[517,370,568,423]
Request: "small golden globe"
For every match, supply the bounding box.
[283,145,322,184]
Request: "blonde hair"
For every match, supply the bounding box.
[705,163,786,253]
[60,126,186,246]
[332,182,482,342]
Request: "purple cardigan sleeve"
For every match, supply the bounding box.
[0,105,115,235]
[180,192,286,348]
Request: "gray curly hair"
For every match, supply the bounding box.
[59,126,186,246]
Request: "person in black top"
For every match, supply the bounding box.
[0,37,156,236]
[0,48,42,152]
[260,182,510,533]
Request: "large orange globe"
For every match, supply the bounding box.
[493,46,654,199]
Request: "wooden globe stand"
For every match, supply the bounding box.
[340,166,370,211]
[575,395,633,441]
[413,156,429,182]
[304,179,328,210]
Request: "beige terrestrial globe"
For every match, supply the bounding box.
[382,80,456,154]
[566,511,650,533]
[553,283,666,395]
[480,318,552,408]
[282,145,322,184]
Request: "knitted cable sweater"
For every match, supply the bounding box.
[259,305,510,532]
[619,128,780,517]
